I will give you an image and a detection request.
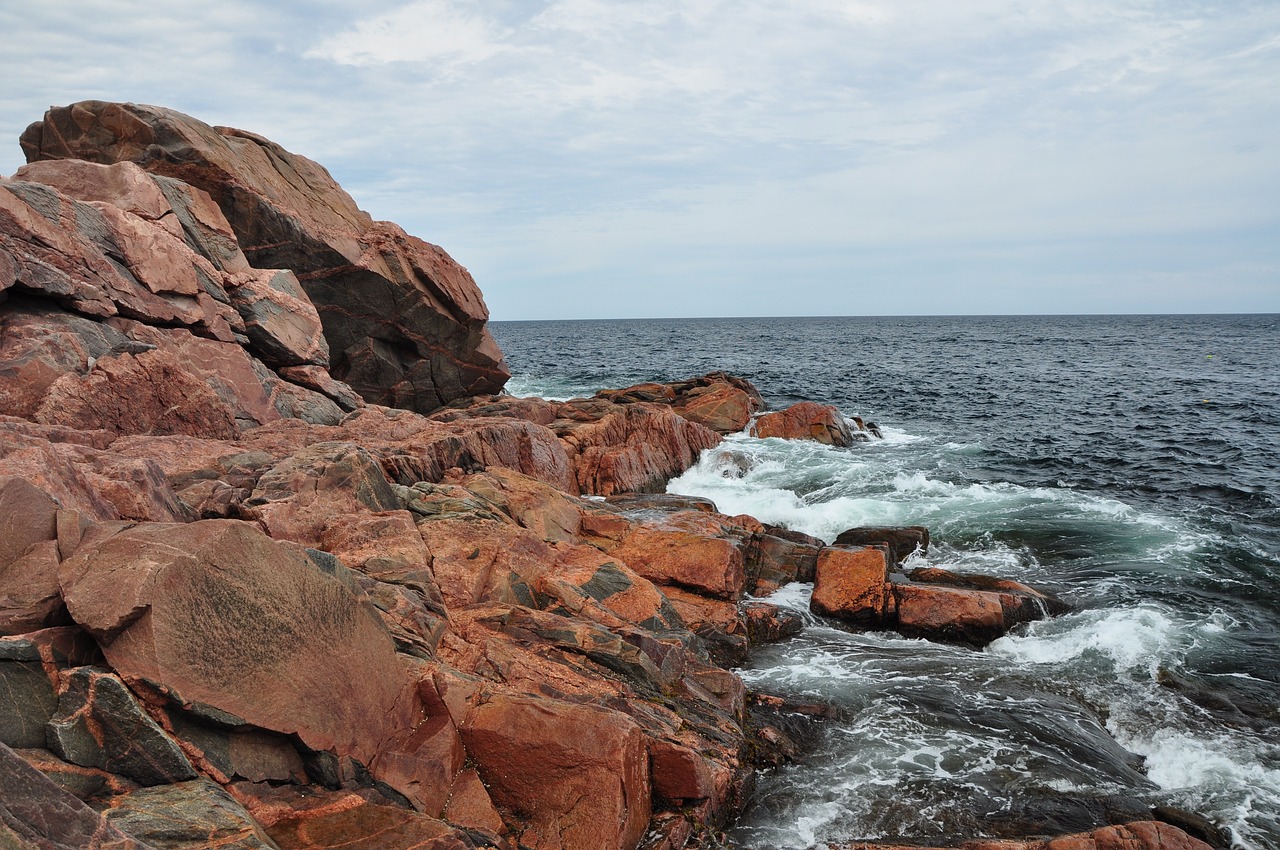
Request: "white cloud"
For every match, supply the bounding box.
[2,0,1276,317]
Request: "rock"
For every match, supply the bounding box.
[56,520,446,809]
[277,365,362,412]
[460,467,584,542]
[223,268,328,367]
[243,441,400,546]
[745,532,820,595]
[829,820,1215,850]
[23,101,509,411]
[810,546,889,625]
[834,526,930,567]
[606,511,747,600]
[0,642,58,748]
[750,401,855,447]
[9,747,140,802]
[742,601,804,645]
[459,692,651,850]
[553,399,721,495]
[35,348,238,439]
[101,779,279,850]
[597,373,764,434]
[46,666,199,786]
[0,741,152,850]
[230,783,473,850]
[892,583,1007,647]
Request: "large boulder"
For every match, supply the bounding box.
[596,372,764,434]
[459,692,651,850]
[22,101,509,411]
[55,520,452,810]
[751,400,856,446]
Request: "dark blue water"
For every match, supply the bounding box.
[491,315,1280,849]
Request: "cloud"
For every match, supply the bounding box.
[1,0,1276,318]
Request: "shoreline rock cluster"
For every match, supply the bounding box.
[0,102,1215,850]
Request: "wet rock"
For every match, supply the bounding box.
[810,546,890,625]
[46,667,198,786]
[23,101,509,411]
[745,532,820,594]
[835,526,930,567]
[742,601,803,645]
[102,778,279,850]
[0,741,151,850]
[892,582,1006,647]
[750,401,854,447]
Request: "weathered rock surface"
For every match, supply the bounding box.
[751,400,861,446]
[0,741,152,850]
[596,372,763,434]
[22,100,508,411]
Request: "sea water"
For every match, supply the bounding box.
[491,315,1280,849]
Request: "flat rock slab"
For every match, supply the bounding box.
[102,779,278,850]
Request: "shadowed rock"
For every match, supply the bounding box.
[22,101,509,411]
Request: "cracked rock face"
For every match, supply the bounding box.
[21,100,509,412]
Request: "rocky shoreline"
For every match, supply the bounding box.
[0,102,1218,850]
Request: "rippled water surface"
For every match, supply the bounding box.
[491,315,1280,849]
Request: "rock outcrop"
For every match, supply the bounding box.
[20,100,508,411]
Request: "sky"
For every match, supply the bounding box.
[1,1,1277,319]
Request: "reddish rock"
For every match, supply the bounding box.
[893,583,1007,647]
[0,540,65,635]
[810,546,889,625]
[231,783,472,850]
[34,348,238,439]
[460,692,651,850]
[742,601,804,645]
[0,741,151,850]
[460,467,584,542]
[606,511,747,600]
[650,739,715,804]
[13,160,178,232]
[444,767,507,836]
[224,268,328,368]
[244,441,400,546]
[0,476,59,571]
[596,373,764,436]
[278,365,363,412]
[554,400,721,496]
[751,401,855,447]
[746,531,821,595]
[23,101,509,411]
[56,520,447,808]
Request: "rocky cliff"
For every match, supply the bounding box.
[0,105,1216,850]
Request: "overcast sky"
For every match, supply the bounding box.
[2,1,1277,319]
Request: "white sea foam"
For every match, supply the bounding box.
[988,607,1184,676]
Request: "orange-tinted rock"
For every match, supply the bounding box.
[461,467,584,542]
[751,401,855,447]
[596,372,764,435]
[444,767,507,836]
[56,520,447,806]
[34,348,238,439]
[23,101,509,411]
[893,583,1007,647]
[746,532,821,595]
[13,160,177,232]
[554,400,721,496]
[661,586,748,666]
[607,511,747,600]
[810,546,889,625]
[231,783,471,850]
[460,692,651,850]
[742,601,804,645]
[650,739,715,804]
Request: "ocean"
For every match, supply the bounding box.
[490,314,1280,850]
